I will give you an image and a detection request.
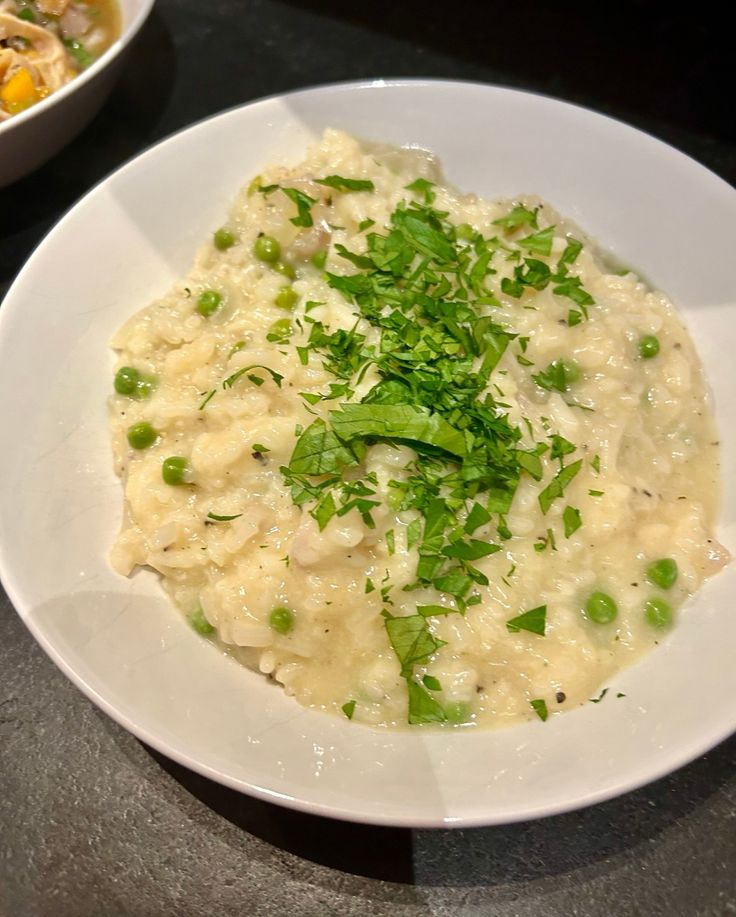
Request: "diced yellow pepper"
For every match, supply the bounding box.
[1,68,39,107]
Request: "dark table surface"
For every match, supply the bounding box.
[1,3,735,915]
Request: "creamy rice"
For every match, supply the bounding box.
[109,130,728,728]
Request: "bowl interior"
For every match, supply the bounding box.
[1,80,735,827]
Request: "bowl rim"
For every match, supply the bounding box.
[1,78,735,828]
[0,0,156,138]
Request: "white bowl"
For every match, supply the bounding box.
[1,80,734,828]
[0,0,154,187]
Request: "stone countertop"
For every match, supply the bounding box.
[1,3,735,914]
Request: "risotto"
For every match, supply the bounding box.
[109,130,728,728]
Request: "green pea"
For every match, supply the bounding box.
[646,558,678,590]
[189,607,215,636]
[162,456,191,486]
[311,250,327,270]
[114,366,155,400]
[197,290,222,317]
[455,223,475,241]
[644,597,673,628]
[126,422,157,450]
[444,701,471,724]
[275,286,298,310]
[254,234,281,263]
[269,606,294,635]
[273,260,296,280]
[584,591,618,624]
[639,335,660,359]
[114,366,140,395]
[266,318,292,343]
[213,227,237,250]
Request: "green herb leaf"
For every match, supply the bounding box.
[223,364,284,389]
[563,505,582,537]
[404,177,436,204]
[206,512,243,522]
[282,187,316,227]
[533,360,580,393]
[464,502,491,534]
[558,238,583,268]
[341,700,356,719]
[433,570,473,598]
[493,205,539,231]
[329,404,466,458]
[518,226,554,256]
[316,175,375,192]
[506,604,547,636]
[199,389,216,410]
[552,276,595,307]
[422,674,442,691]
[530,699,549,721]
[311,492,337,530]
[288,419,363,475]
[441,539,501,560]
[539,459,583,514]
[416,604,457,617]
[590,688,609,704]
[549,434,576,461]
[407,679,447,724]
[384,614,446,677]
[517,451,544,481]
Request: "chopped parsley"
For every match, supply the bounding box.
[206,511,243,522]
[538,460,583,514]
[281,187,316,227]
[563,505,582,537]
[316,175,375,192]
[506,604,547,636]
[341,700,356,719]
[530,699,548,721]
[269,187,603,724]
[222,364,284,389]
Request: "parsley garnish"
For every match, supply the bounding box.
[563,505,582,537]
[199,389,216,410]
[281,187,316,227]
[518,226,555,256]
[506,604,547,636]
[530,699,548,721]
[539,460,583,514]
[407,679,447,724]
[206,512,243,522]
[273,187,601,723]
[405,177,436,204]
[316,175,375,192]
[493,205,538,231]
[222,364,284,389]
[384,613,446,677]
[341,700,356,719]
